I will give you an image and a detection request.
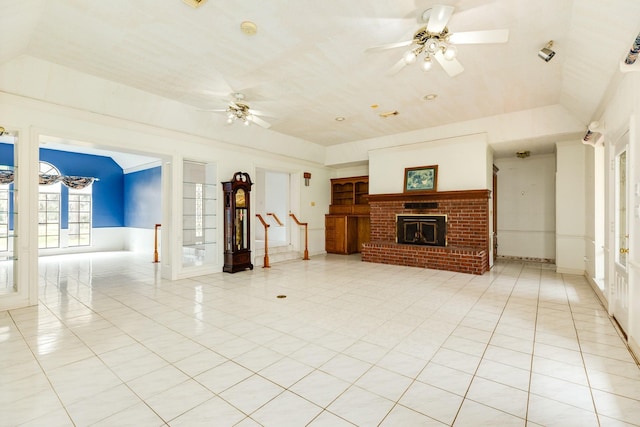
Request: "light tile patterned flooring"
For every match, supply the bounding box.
[2,252,640,426]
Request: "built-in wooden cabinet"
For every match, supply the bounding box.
[329,176,370,215]
[326,176,370,254]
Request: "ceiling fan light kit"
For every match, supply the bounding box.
[366,4,509,77]
[205,92,271,129]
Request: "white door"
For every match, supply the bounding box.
[612,133,630,334]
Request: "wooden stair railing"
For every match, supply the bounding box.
[289,213,310,260]
[255,214,271,268]
[266,212,284,226]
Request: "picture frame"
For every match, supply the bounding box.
[404,165,438,192]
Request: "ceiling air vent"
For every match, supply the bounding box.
[379,110,399,118]
[183,0,207,8]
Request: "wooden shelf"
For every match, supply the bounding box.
[326,176,370,254]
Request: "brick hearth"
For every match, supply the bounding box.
[362,190,491,275]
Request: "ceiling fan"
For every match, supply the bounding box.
[367,4,509,77]
[206,92,272,128]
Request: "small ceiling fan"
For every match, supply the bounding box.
[205,92,272,128]
[367,4,509,77]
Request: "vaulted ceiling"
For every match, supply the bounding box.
[1,0,639,160]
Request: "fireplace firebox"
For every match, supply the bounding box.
[396,214,447,247]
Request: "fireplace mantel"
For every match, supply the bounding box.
[367,189,490,202]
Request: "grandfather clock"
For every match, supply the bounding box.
[222,171,254,273]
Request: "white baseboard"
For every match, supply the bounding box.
[556,267,584,275]
[628,336,640,365]
[584,274,608,307]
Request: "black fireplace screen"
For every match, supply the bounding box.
[396,215,447,247]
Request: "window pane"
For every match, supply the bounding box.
[68,191,91,248]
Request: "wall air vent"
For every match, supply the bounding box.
[183,0,207,8]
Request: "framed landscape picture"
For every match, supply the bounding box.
[404,165,438,192]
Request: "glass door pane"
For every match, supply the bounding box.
[616,150,628,267]
[0,132,16,295]
[182,160,217,267]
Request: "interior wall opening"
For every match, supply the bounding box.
[36,136,164,260]
[255,168,291,249]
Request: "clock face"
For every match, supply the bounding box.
[235,188,246,207]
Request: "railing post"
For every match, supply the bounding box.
[153,223,161,263]
[256,214,271,268]
[289,213,309,260]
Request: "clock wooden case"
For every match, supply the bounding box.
[222,171,254,273]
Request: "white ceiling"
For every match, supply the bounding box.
[2,0,640,161]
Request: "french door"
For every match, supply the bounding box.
[612,132,630,334]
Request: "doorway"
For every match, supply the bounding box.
[612,131,630,335]
[255,168,291,248]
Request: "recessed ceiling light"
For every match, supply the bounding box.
[240,21,258,35]
[335,117,346,122]
[424,94,438,101]
[370,104,379,109]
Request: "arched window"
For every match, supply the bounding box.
[38,161,61,249]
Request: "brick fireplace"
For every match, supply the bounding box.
[362,190,490,275]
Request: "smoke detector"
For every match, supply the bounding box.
[516,150,531,159]
[183,0,207,8]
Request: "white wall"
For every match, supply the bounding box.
[494,154,556,261]
[556,141,586,274]
[368,134,489,194]
[125,227,157,256]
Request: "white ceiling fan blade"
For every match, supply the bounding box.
[434,50,464,77]
[250,115,271,129]
[199,108,228,112]
[426,5,454,34]
[366,40,414,52]
[448,29,509,44]
[248,108,268,116]
[387,57,409,75]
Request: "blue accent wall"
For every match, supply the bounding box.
[41,149,124,227]
[0,144,163,229]
[0,143,14,166]
[124,167,161,229]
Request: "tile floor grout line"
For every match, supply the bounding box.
[450,261,531,426]
[7,308,78,426]
[524,262,543,427]
[562,272,603,427]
